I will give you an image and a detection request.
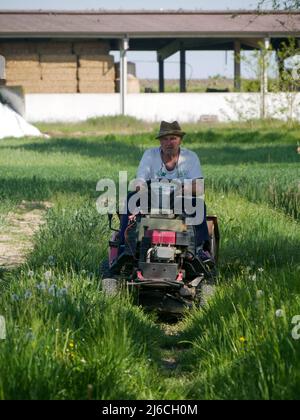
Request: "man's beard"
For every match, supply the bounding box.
[163,147,179,158]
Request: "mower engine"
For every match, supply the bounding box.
[145,230,178,263]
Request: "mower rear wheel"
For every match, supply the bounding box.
[207,217,220,264]
[209,229,219,263]
[99,259,111,278]
[198,282,216,307]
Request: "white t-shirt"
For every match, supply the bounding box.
[137,147,203,181]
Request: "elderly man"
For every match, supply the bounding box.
[118,120,213,266]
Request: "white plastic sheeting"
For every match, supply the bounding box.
[0,102,41,139]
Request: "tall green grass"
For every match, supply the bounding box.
[174,195,300,399]
[0,269,171,399]
[26,196,109,273]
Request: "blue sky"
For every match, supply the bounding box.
[0,0,257,10]
[0,0,267,79]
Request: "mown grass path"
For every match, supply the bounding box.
[0,201,51,270]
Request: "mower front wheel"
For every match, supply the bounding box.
[101,278,119,296]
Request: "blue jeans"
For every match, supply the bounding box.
[119,192,209,250]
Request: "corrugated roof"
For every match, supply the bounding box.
[0,10,299,38]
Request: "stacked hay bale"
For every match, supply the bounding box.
[38,42,77,93]
[0,41,41,93]
[76,41,115,93]
[127,74,141,93]
[0,40,116,94]
[0,41,78,93]
[115,61,141,93]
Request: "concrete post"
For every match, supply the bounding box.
[120,37,129,115]
[0,55,5,85]
[260,37,270,119]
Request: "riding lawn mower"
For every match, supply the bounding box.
[100,181,220,315]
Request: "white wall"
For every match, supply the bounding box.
[25,92,300,123]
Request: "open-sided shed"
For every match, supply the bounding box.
[0,9,299,113]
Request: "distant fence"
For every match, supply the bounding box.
[25,93,300,123]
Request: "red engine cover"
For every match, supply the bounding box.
[146,230,176,245]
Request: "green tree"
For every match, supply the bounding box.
[258,0,300,9]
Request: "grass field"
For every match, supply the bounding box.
[0,117,299,400]
[139,77,279,93]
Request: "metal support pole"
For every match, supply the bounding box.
[0,55,5,81]
[120,36,129,115]
[234,40,241,91]
[260,37,270,119]
[158,57,165,92]
[180,48,186,93]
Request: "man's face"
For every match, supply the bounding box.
[160,135,182,154]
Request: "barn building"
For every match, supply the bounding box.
[0,10,299,121]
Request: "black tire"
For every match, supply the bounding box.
[198,282,216,308]
[99,259,111,278]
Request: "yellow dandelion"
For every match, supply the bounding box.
[239,336,247,344]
